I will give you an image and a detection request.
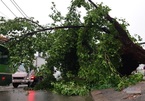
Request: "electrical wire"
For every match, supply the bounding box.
[10,0,26,18]
[1,0,17,17]
[12,0,28,18]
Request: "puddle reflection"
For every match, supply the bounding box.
[27,91,35,101]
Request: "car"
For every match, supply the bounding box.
[12,63,36,88]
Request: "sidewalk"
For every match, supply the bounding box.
[91,81,145,101]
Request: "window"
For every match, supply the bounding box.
[0,46,9,64]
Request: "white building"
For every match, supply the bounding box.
[33,56,47,68]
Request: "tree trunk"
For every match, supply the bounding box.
[106,14,145,75]
[88,0,145,76]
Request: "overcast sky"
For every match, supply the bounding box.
[0,0,145,42]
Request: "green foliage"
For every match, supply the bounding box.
[36,65,51,78]
[0,0,143,96]
[51,81,89,96]
[34,77,53,90]
[0,17,49,71]
[117,73,143,90]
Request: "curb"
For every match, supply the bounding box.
[91,90,109,101]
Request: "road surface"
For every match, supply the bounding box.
[0,84,92,101]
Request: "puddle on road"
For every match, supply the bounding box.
[0,90,92,101]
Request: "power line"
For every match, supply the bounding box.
[1,0,17,17]
[10,0,25,18]
[12,0,28,18]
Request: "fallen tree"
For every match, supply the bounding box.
[4,1,144,76]
[1,0,145,95]
[2,1,144,77]
[88,0,145,76]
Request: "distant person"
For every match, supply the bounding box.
[53,66,62,81]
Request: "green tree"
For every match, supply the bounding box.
[0,17,49,71]
[0,0,143,96]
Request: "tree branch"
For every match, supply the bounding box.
[88,0,132,45]
[17,18,45,29]
[5,24,110,44]
[5,25,86,46]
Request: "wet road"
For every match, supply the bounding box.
[0,85,92,101]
